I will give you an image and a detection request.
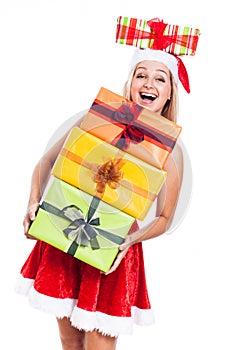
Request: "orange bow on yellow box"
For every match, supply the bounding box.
[94,158,125,196]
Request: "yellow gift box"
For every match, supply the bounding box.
[52,127,166,220]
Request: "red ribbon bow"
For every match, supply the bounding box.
[111,102,144,150]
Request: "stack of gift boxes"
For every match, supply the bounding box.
[29,87,182,272]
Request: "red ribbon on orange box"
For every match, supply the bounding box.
[111,102,144,150]
[90,99,177,152]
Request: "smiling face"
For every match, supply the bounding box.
[130,60,172,114]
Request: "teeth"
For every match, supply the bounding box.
[140,92,157,101]
[142,93,155,97]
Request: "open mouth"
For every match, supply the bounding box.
[140,92,157,102]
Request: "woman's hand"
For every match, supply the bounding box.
[104,245,130,275]
[104,232,139,275]
[23,203,40,239]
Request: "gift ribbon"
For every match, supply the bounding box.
[40,197,125,256]
[90,99,178,152]
[60,148,156,201]
[111,102,144,150]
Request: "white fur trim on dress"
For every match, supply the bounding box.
[15,275,77,318]
[15,274,34,295]
[70,306,155,337]
[15,275,155,337]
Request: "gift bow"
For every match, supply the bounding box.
[62,201,101,249]
[111,102,144,150]
[40,199,125,253]
[94,157,125,195]
[146,19,199,53]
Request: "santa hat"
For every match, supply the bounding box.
[116,17,201,93]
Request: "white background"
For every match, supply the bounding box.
[0,0,232,349]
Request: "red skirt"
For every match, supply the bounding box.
[15,221,154,336]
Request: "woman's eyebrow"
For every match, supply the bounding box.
[135,66,147,71]
[136,66,168,75]
[156,69,168,75]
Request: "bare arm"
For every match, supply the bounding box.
[132,142,184,241]
[23,116,84,237]
[106,143,183,274]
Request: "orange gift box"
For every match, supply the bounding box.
[51,127,166,220]
[80,87,182,169]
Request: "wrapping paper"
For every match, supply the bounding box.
[80,87,182,169]
[29,177,135,272]
[51,127,166,220]
[116,16,200,55]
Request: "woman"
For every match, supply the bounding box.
[15,25,197,347]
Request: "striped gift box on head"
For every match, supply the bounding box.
[116,16,200,56]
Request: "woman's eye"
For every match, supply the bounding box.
[136,74,146,79]
[156,77,165,83]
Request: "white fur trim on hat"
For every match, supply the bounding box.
[129,48,178,84]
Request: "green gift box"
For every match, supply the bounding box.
[29,177,135,272]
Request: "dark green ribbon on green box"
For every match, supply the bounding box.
[40,196,125,256]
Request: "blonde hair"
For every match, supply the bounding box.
[123,65,179,123]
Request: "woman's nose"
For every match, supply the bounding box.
[143,78,154,89]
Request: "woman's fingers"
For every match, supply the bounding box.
[104,248,129,275]
[23,203,40,239]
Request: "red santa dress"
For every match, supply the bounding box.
[15,220,154,337]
